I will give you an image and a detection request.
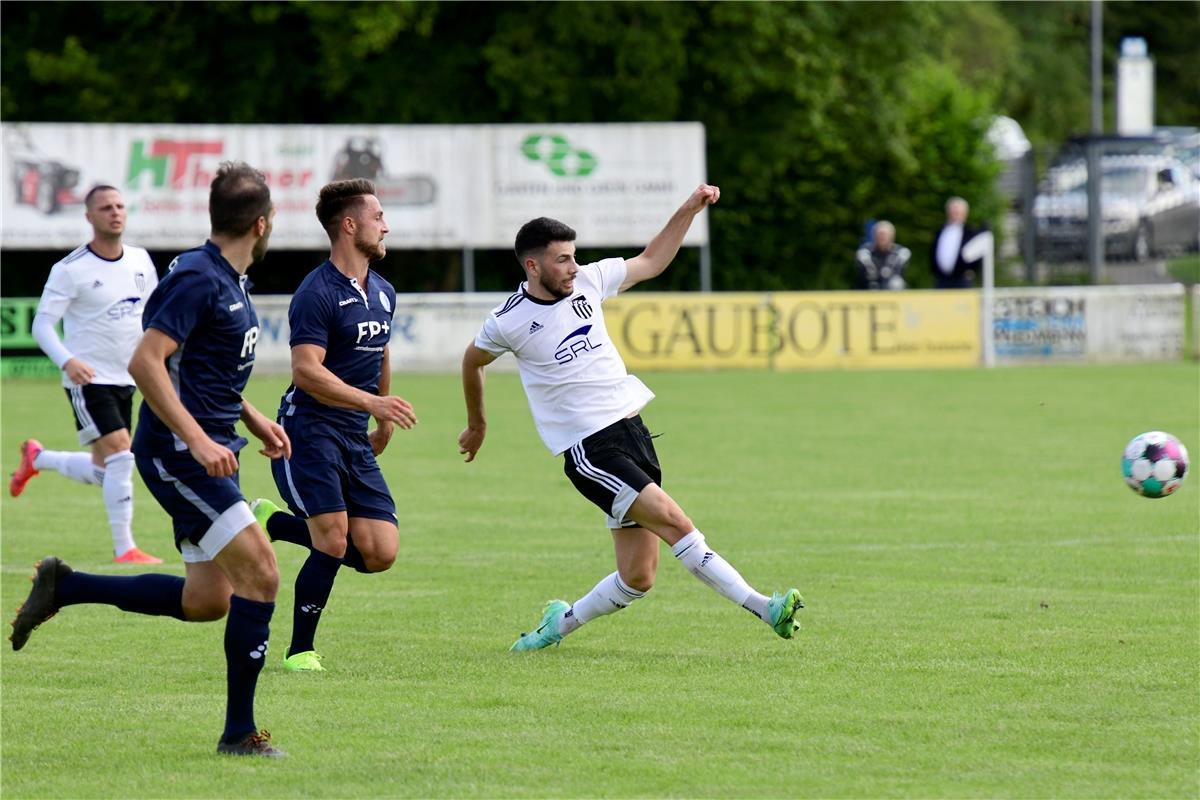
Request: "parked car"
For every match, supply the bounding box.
[1033,155,1200,261]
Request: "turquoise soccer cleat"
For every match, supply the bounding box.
[768,588,804,639]
[510,600,569,652]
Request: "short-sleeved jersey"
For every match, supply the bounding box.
[277,260,397,433]
[131,241,260,456]
[474,257,654,455]
[36,243,158,388]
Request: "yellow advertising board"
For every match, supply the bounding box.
[606,291,980,370]
[604,293,773,370]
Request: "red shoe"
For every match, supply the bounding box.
[10,439,43,497]
[113,547,164,565]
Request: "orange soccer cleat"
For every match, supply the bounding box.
[10,439,44,497]
[113,547,164,565]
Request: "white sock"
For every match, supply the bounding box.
[33,450,103,486]
[560,571,646,636]
[671,530,771,623]
[102,450,136,556]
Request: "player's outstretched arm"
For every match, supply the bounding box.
[620,183,719,292]
[458,343,497,462]
[129,328,238,477]
[291,343,416,429]
[241,399,291,460]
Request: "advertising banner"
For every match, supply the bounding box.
[992,290,1088,360]
[606,291,980,371]
[1,123,707,250]
[992,285,1184,363]
[254,291,982,374]
[249,294,518,374]
[1084,286,1184,361]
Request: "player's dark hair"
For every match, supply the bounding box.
[84,184,119,210]
[209,161,272,237]
[514,217,576,265]
[316,179,376,240]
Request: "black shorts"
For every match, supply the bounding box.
[563,415,661,529]
[64,384,135,446]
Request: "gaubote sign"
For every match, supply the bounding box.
[606,291,980,370]
[1,122,707,250]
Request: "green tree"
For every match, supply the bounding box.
[3,1,1192,293]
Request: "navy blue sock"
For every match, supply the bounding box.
[56,572,185,620]
[289,549,341,657]
[222,595,274,744]
[265,511,312,549]
[341,537,372,574]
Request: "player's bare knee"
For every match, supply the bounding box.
[183,591,230,622]
[314,536,349,559]
[251,563,280,599]
[185,600,229,622]
[623,571,656,593]
[361,551,396,573]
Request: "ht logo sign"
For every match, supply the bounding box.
[356,320,391,343]
[127,139,224,189]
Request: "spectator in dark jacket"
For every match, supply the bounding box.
[854,220,910,290]
[931,197,984,288]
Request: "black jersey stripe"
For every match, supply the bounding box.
[61,244,90,264]
[496,293,525,317]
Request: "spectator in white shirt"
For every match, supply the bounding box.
[931,197,984,289]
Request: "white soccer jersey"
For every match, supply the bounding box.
[475,257,654,455]
[36,244,158,388]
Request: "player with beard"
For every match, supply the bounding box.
[457,185,804,651]
[250,179,417,673]
[11,162,291,757]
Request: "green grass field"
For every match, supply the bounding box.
[2,364,1198,799]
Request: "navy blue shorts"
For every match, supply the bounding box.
[135,451,255,563]
[271,414,396,523]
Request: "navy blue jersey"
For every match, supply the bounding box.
[279,260,396,432]
[132,241,259,456]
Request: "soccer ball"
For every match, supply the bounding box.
[1122,431,1189,498]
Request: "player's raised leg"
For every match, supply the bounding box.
[629,483,803,639]
[512,527,656,651]
[10,556,187,652]
[13,439,99,495]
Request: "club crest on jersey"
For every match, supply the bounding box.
[135,272,146,293]
[571,295,593,319]
[554,324,603,364]
[379,291,392,313]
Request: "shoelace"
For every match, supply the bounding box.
[247,730,273,749]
